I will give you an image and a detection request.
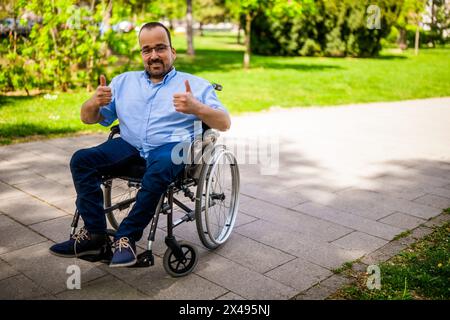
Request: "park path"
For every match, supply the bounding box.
[1,97,449,299]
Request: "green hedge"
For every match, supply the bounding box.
[250,0,402,57]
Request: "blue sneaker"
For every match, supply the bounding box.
[49,227,107,258]
[109,237,137,267]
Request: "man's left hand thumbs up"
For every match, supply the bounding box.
[184,80,192,93]
[173,80,201,115]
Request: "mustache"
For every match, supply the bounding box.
[149,59,164,65]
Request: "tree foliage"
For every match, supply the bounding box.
[251,0,404,57]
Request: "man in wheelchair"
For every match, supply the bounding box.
[49,22,231,268]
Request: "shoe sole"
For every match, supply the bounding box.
[109,258,137,268]
[49,249,102,258]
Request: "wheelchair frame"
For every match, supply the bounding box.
[69,121,240,277]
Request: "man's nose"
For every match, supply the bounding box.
[150,50,159,59]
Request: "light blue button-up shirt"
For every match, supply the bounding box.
[99,68,227,159]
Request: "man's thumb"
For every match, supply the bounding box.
[185,80,192,93]
[100,75,106,87]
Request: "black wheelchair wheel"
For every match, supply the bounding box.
[163,241,199,277]
[103,178,140,230]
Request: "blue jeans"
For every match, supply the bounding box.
[70,137,184,242]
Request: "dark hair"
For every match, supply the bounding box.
[139,22,172,47]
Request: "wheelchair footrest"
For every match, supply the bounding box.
[130,250,155,268]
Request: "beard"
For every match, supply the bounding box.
[145,59,172,79]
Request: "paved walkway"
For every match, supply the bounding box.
[1,97,450,299]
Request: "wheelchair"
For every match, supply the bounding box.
[69,93,240,277]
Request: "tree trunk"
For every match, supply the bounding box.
[237,20,241,44]
[199,22,204,37]
[398,27,407,50]
[414,23,420,55]
[243,12,251,69]
[12,9,17,54]
[430,0,436,47]
[101,0,112,34]
[186,0,195,56]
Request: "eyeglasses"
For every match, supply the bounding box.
[141,44,170,56]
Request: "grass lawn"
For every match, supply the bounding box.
[1,32,449,144]
[330,209,450,300]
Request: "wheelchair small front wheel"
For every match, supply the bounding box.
[163,241,199,277]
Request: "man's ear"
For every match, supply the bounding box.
[172,47,177,60]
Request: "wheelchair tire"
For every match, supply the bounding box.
[104,178,140,230]
[163,241,198,277]
[195,147,240,249]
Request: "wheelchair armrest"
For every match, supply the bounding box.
[202,129,219,148]
[212,83,222,91]
[108,125,120,140]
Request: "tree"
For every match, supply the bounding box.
[397,0,427,54]
[194,0,227,36]
[425,0,449,46]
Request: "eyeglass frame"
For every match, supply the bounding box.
[141,44,171,56]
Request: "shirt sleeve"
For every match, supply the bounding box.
[201,84,228,114]
[98,79,118,127]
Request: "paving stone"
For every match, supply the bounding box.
[265,258,332,292]
[234,211,258,227]
[0,180,25,200]
[213,232,295,274]
[317,189,395,220]
[0,258,19,281]
[357,175,450,201]
[48,196,77,215]
[413,194,450,210]
[238,194,254,204]
[0,144,24,160]
[0,215,46,254]
[235,219,359,270]
[379,212,426,230]
[380,166,450,188]
[351,262,369,273]
[332,232,388,256]
[29,216,82,244]
[377,241,409,259]
[216,292,246,300]
[0,147,36,162]
[360,250,391,266]
[423,213,450,228]
[421,186,450,199]
[0,274,49,299]
[195,253,297,300]
[293,202,404,240]
[102,256,227,300]
[335,189,442,220]
[1,241,106,294]
[0,192,68,225]
[410,226,434,240]
[294,275,354,300]
[239,183,308,209]
[408,163,450,180]
[55,275,149,300]
[0,167,44,187]
[239,199,353,242]
[14,176,76,204]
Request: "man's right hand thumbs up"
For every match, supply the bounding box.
[94,74,112,107]
[100,74,107,87]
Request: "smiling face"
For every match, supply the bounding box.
[139,26,176,83]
